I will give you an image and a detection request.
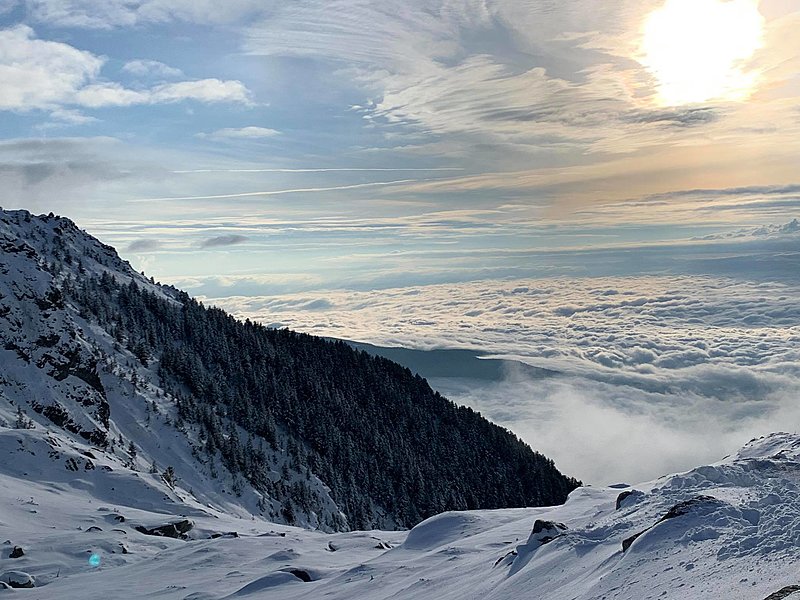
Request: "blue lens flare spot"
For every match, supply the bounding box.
[89,553,101,567]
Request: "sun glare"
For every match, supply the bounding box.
[640,0,765,106]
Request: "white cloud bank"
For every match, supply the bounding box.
[121,59,184,79]
[433,371,800,486]
[207,275,800,379]
[206,274,800,484]
[24,0,263,28]
[0,26,251,112]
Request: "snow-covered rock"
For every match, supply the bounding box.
[525,519,567,545]
[0,571,34,589]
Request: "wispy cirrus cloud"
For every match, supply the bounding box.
[197,126,281,140]
[241,0,800,201]
[73,80,252,108]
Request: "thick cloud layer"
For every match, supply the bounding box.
[209,275,800,379]
[209,274,800,484]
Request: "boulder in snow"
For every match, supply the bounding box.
[286,568,312,582]
[8,547,23,559]
[135,519,193,539]
[615,489,644,510]
[526,520,567,545]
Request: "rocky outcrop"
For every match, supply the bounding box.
[622,530,644,552]
[527,520,568,545]
[615,489,644,510]
[1,570,35,588]
[135,519,194,540]
[763,585,800,600]
[286,569,312,582]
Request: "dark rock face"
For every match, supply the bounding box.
[616,491,633,510]
[32,401,78,432]
[287,569,312,583]
[528,520,568,545]
[9,546,24,559]
[135,520,194,540]
[616,489,645,510]
[622,531,644,553]
[532,520,567,535]
[763,585,800,600]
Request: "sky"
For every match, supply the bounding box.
[1,0,800,483]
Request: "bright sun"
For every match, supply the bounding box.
[640,0,765,106]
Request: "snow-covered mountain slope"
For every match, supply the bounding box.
[0,208,344,530]
[0,207,578,534]
[3,433,800,599]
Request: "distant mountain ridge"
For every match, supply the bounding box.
[344,340,558,382]
[0,208,579,531]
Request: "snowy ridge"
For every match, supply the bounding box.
[2,433,800,598]
[0,208,171,300]
[0,207,345,535]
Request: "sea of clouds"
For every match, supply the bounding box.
[210,274,800,485]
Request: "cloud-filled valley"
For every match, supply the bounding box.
[208,273,800,484]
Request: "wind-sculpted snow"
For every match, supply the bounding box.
[2,433,800,599]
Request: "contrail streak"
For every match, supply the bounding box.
[172,167,464,174]
[130,179,427,202]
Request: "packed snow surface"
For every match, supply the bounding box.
[2,432,800,599]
